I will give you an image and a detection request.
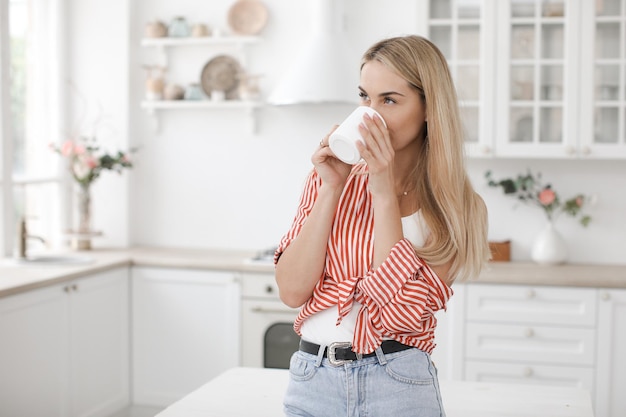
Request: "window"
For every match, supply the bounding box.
[0,0,64,257]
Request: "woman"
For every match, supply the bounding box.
[274,35,490,417]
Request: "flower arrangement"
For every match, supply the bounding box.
[485,170,592,227]
[50,136,134,187]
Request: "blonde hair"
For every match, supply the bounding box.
[361,35,491,282]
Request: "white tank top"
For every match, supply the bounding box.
[300,210,430,345]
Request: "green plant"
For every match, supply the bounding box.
[50,136,134,187]
[485,170,591,227]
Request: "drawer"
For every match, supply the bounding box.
[465,322,595,366]
[467,284,596,327]
[464,360,594,392]
[240,273,280,299]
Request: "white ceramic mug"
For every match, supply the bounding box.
[329,106,386,164]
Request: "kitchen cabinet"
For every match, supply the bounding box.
[419,0,496,157]
[131,267,240,407]
[579,1,626,158]
[595,288,626,417]
[0,267,130,417]
[461,284,596,394]
[420,0,626,159]
[431,283,466,381]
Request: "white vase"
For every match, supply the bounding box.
[531,222,567,265]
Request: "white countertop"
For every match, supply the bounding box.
[1,246,625,298]
[155,367,595,417]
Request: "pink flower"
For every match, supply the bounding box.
[538,188,556,206]
[85,156,99,169]
[73,144,86,155]
[61,140,74,156]
[575,196,584,207]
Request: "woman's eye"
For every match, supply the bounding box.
[358,91,369,101]
[383,97,396,104]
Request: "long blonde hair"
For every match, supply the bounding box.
[361,35,491,282]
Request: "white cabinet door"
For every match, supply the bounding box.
[465,322,596,365]
[465,360,594,389]
[579,0,626,158]
[420,0,497,158]
[466,284,597,327]
[494,0,581,158]
[132,267,240,407]
[0,267,129,417]
[0,284,70,417]
[70,268,130,417]
[431,283,466,381]
[595,288,626,417]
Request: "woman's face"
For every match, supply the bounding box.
[359,60,426,157]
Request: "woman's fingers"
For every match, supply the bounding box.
[358,113,393,167]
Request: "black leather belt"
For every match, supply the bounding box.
[299,339,412,366]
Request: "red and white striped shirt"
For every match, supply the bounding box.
[275,164,453,354]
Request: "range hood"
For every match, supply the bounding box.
[267,0,358,105]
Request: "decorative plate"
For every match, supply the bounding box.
[200,55,242,99]
[227,0,268,36]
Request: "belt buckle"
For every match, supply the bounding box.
[327,342,362,366]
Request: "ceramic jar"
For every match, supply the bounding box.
[164,84,185,100]
[145,20,167,38]
[144,65,166,100]
[238,74,262,101]
[191,23,211,37]
[184,83,204,100]
[168,16,191,37]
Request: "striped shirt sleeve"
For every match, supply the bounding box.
[274,169,320,265]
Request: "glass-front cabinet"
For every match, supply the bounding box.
[424,0,496,157]
[495,0,577,157]
[580,0,626,158]
[420,0,626,159]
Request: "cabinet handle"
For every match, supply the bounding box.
[526,289,536,299]
[265,285,274,294]
[523,367,534,377]
[63,284,78,293]
[524,328,535,338]
[251,306,295,315]
[601,291,611,301]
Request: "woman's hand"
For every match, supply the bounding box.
[313,125,352,189]
[356,113,395,198]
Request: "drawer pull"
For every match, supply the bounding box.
[523,367,534,377]
[265,285,274,294]
[526,289,536,299]
[250,306,296,315]
[524,328,535,338]
[601,292,611,301]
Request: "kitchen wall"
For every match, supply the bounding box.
[68,0,626,265]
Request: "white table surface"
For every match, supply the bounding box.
[155,367,595,417]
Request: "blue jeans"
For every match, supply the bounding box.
[283,345,446,417]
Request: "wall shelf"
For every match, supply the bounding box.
[140,36,261,48]
[140,36,263,133]
[141,100,263,133]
